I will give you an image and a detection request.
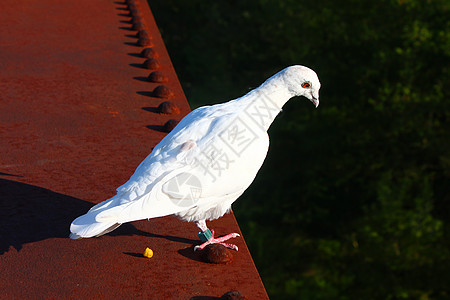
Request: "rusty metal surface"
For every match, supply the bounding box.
[0,0,269,298]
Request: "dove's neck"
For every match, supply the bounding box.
[241,74,294,131]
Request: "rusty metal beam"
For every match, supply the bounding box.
[0,0,269,298]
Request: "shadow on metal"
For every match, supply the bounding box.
[0,179,96,254]
[142,106,161,113]
[146,124,167,132]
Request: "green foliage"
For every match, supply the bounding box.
[149,0,450,298]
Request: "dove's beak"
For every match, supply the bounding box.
[311,97,319,108]
[309,91,319,108]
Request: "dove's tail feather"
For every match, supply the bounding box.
[70,197,124,239]
[69,221,121,239]
[69,177,192,239]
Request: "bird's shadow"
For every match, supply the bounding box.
[0,178,95,254]
[0,172,22,177]
[120,228,203,262]
[116,227,199,245]
[112,225,204,261]
[0,177,200,256]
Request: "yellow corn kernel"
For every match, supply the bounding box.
[143,247,153,258]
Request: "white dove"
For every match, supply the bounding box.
[70,65,320,251]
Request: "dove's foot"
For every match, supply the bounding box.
[194,229,240,251]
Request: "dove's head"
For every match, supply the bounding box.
[282,65,321,108]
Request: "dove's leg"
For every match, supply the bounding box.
[194,220,240,251]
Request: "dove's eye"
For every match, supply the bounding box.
[302,82,311,88]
